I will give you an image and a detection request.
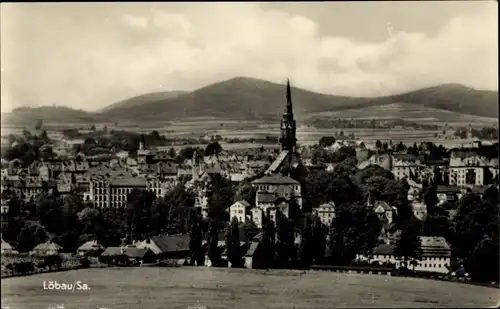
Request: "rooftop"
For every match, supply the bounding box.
[252,174,299,185]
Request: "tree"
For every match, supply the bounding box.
[310,216,327,265]
[483,186,499,206]
[299,216,313,270]
[423,183,439,215]
[204,142,222,156]
[225,217,244,267]
[188,209,204,266]
[207,175,233,221]
[471,235,499,282]
[375,140,382,150]
[126,189,156,241]
[328,202,381,266]
[242,221,259,242]
[207,218,221,267]
[40,130,49,143]
[275,211,291,268]
[167,148,177,158]
[394,217,422,270]
[35,119,43,130]
[234,181,256,205]
[318,136,336,148]
[260,215,276,269]
[454,193,499,277]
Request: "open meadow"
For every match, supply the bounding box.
[1,267,498,309]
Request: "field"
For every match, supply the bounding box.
[307,103,499,127]
[1,267,498,309]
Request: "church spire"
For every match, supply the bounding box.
[280,79,297,153]
[285,79,293,116]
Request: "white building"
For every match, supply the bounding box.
[414,236,451,274]
[314,202,336,226]
[252,175,302,213]
[373,201,397,225]
[31,241,63,256]
[449,154,489,187]
[228,200,251,223]
[356,236,451,274]
[411,201,427,221]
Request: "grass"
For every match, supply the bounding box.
[1,267,498,309]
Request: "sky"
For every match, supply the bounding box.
[1,1,498,112]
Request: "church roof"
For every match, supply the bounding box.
[252,174,299,185]
[265,150,289,175]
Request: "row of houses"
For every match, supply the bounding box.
[1,234,453,274]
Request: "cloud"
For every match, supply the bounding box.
[1,2,497,111]
[122,14,148,30]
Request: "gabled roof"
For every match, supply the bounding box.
[252,174,299,185]
[436,185,461,194]
[150,234,190,253]
[101,247,125,256]
[232,200,251,208]
[124,247,151,258]
[1,239,14,250]
[319,202,335,209]
[221,242,247,256]
[372,244,395,255]
[265,150,289,175]
[33,241,62,251]
[245,242,260,257]
[77,240,103,251]
[419,236,451,257]
[109,176,147,187]
[374,201,392,213]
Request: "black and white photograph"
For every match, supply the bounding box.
[1,1,499,308]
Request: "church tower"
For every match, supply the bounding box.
[279,79,297,152]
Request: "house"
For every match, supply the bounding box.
[77,240,104,256]
[414,236,451,274]
[1,239,17,255]
[221,241,248,267]
[136,234,190,265]
[32,241,63,256]
[411,201,427,220]
[251,208,264,228]
[202,240,226,267]
[391,154,418,180]
[244,242,266,269]
[252,175,302,213]
[436,185,462,205]
[100,247,129,265]
[373,201,397,225]
[268,201,290,224]
[449,153,490,187]
[228,200,251,223]
[355,244,397,266]
[314,202,335,226]
[1,199,9,231]
[123,247,156,264]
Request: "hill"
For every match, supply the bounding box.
[99,91,187,113]
[1,106,103,127]
[100,77,377,121]
[100,77,498,122]
[2,78,498,126]
[390,83,499,118]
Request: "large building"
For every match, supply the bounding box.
[264,80,307,180]
[249,80,307,227]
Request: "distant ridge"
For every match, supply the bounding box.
[2,77,498,125]
[98,91,187,113]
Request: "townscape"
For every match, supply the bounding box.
[1,81,498,287]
